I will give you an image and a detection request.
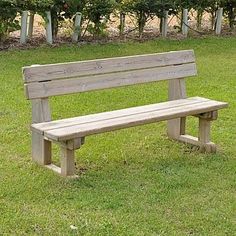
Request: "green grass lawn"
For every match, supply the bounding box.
[0,37,236,235]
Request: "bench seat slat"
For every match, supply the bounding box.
[23,50,195,83]
[32,97,209,134]
[25,63,197,99]
[31,97,227,142]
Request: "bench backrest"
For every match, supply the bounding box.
[23,50,197,100]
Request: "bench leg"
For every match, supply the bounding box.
[167,117,186,139]
[60,146,76,177]
[167,112,217,153]
[198,118,216,153]
[32,132,52,165]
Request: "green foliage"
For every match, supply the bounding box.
[40,0,85,38]
[1,0,236,42]
[50,0,79,37]
[84,0,116,38]
[224,0,236,29]
[16,0,53,12]
[125,0,156,37]
[0,0,20,42]
[124,0,176,37]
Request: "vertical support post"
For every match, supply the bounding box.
[32,98,52,165]
[215,8,223,35]
[161,11,168,38]
[72,12,82,42]
[180,117,186,135]
[60,141,76,177]
[32,133,52,165]
[199,119,210,143]
[198,112,217,153]
[20,11,28,44]
[182,9,188,37]
[199,118,211,153]
[45,11,53,44]
[28,12,35,38]
[167,79,187,139]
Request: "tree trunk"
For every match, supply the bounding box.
[228,6,235,29]
[119,12,125,38]
[52,16,59,39]
[138,11,146,39]
[210,10,216,30]
[197,10,203,30]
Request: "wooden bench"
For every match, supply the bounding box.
[23,50,228,177]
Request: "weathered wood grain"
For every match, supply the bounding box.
[167,78,187,139]
[25,63,197,99]
[31,97,209,134]
[23,50,195,83]
[43,99,228,141]
[60,141,76,177]
[31,98,52,165]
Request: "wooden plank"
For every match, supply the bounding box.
[46,164,79,178]
[32,133,52,165]
[60,142,76,177]
[32,97,206,133]
[61,138,83,150]
[44,100,228,141]
[196,111,218,120]
[178,134,199,146]
[23,50,195,83]
[32,97,210,134]
[32,98,51,123]
[198,118,217,153]
[46,164,61,174]
[167,78,187,139]
[178,134,216,152]
[168,78,187,101]
[25,63,197,99]
[31,98,52,165]
[180,117,186,135]
[199,118,211,143]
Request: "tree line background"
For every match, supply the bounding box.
[1,0,236,43]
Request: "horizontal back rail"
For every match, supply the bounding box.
[23,50,197,99]
[25,63,196,99]
[23,50,195,83]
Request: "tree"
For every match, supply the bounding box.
[224,0,236,29]
[0,0,20,42]
[85,0,116,38]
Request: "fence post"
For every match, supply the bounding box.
[161,11,168,37]
[28,12,35,38]
[72,12,82,42]
[182,9,188,37]
[20,11,28,44]
[215,8,223,35]
[45,11,53,44]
